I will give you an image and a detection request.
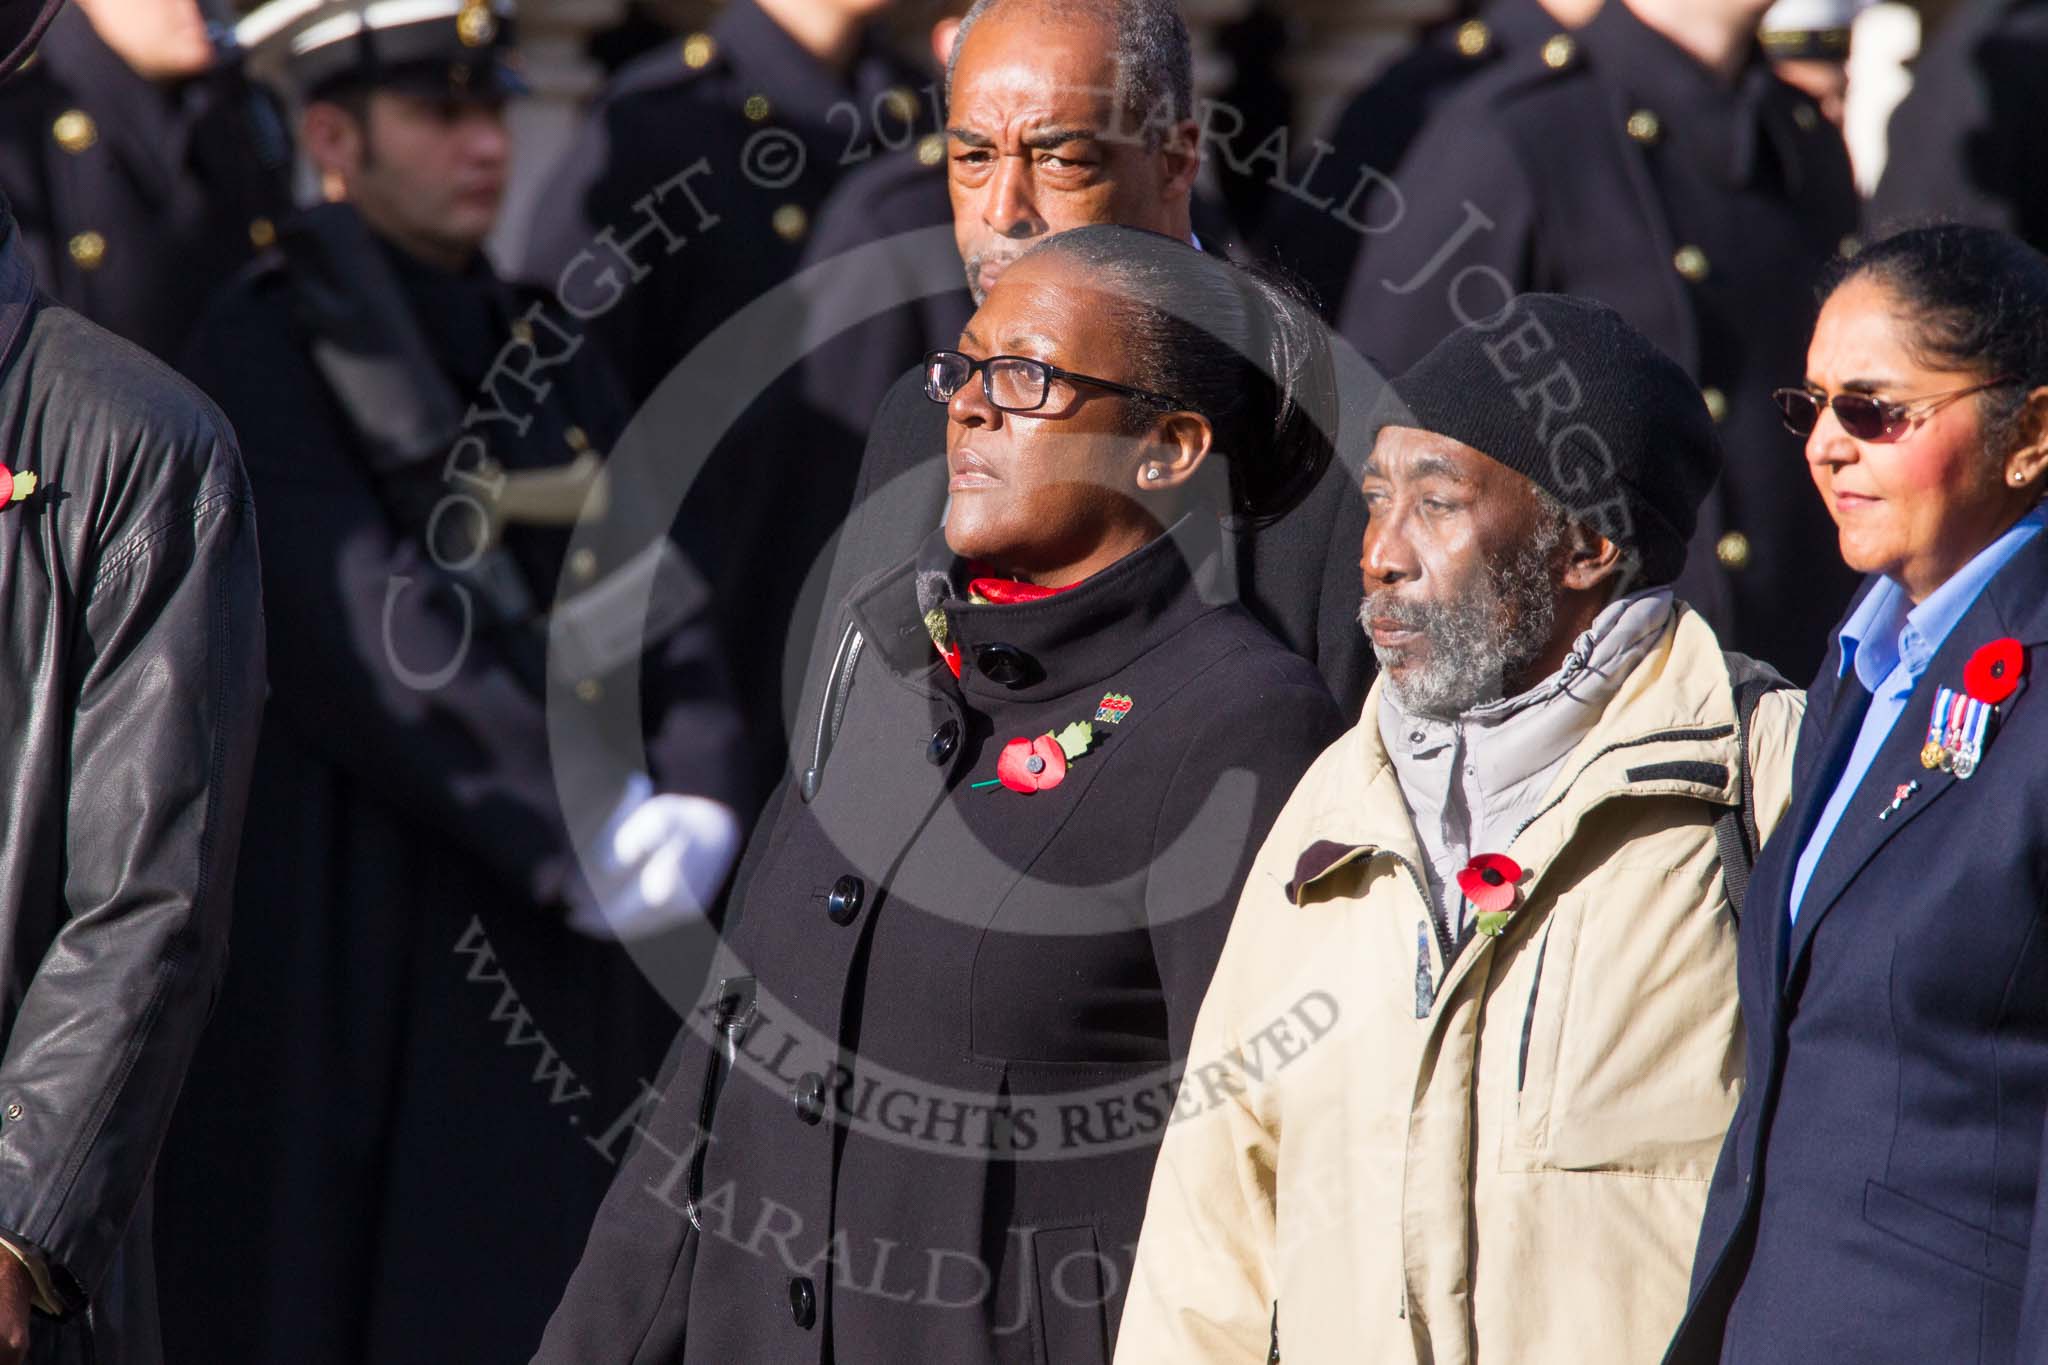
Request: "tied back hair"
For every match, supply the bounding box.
[1832,222,2048,462]
[1019,224,1338,526]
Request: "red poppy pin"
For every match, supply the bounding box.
[1457,852,1524,937]
[1964,637,2024,706]
[0,464,39,507]
[984,721,1096,794]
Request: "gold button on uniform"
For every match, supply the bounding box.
[1541,34,1576,69]
[743,93,772,122]
[510,319,535,347]
[455,0,495,47]
[1702,386,1728,423]
[51,109,96,154]
[916,132,945,167]
[1626,109,1661,145]
[882,86,919,123]
[1673,244,1710,283]
[568,548,598,583]
[681,32,715,68]
[68,230,106,270]
[248,217,277,249]
[565,424,590,452]
[575,678,602,703]
[1839,234,1863,259]
[772,204,809,242]
[1792,102,1819,132]
[1456,19,1491,58]
[1715,531,1752,571]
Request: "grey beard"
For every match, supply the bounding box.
[963,254,991,306]
[1362,521,1566,721]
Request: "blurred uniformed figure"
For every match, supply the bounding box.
[152,2,753,1362]
[518,0,926,808]
[0,0,292,361]
[1261,0,1598,316]
[519,0,925,404]
[1869,0,2048,247]
[1760,0,1866,126]
[1335,0,1862,681]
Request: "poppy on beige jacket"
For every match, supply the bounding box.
[1114,606,1802,1365]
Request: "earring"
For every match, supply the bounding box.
[2014,471,2029,486]
[1144,467,1162,482]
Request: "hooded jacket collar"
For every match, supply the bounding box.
[848,513,1233,705]
[1290,606,1749,916]
[1377,589,1677,917]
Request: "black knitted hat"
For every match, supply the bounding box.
[1384,294,1722,587]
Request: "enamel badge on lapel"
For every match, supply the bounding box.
[0,464,39,507]
[1921,638,2025,780]
[1877,780,1919,821]
[1094,692,1133,725]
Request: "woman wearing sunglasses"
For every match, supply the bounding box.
[534,225,1343,1365]
[1668,223,2048,1364]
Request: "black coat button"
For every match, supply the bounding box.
[826,875,864,925]
[974,643,1035,687]
[927,719,959,765]
[789,1276,817,1328]
[793,1073,825,1125]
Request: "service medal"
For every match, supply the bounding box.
[1922,687,1953,770]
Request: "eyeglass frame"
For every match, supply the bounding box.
[1771,378,2019,442]
[922,349,1186,415]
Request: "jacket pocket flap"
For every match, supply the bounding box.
[1864,1179,2027,1289]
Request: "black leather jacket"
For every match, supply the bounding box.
[0,203,264,1363]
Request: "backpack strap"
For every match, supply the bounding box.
[1714,670,1791,923]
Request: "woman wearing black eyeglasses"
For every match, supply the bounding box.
[535,225,1343,1365]
[1667,223,2048,1365]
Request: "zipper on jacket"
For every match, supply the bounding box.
[685,975,757,1231]
[1268,1302,1281,1363]
[801,622,864,803]
[1517,922,1553,1092]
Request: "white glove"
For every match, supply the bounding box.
[567,777,742,942]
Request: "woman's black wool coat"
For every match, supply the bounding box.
[535,519,1344,1364]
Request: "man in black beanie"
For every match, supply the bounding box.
[1118,294,1805,1365]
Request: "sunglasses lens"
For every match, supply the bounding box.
[1831,395,1899,441]
[1774,389,1820,436]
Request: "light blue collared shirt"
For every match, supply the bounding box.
[1789,506,2047,920]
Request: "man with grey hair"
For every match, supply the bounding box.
[799,0,1371,740]
[1118,297,1802,1364]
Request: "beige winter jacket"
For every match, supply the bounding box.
[1115,607,1803,1365]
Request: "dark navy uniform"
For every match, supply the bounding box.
[519,0,928,808]
[0,4,291,361]
[520,0,930,405]
[1868,0,2048,247]
[151,5,751,1362]
[1261,0,1558,315]
[1337,2,1863,681]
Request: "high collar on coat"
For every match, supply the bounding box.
[1772,522,2048,985]
[845,512,1234,706]
[1287,605,1755,913]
